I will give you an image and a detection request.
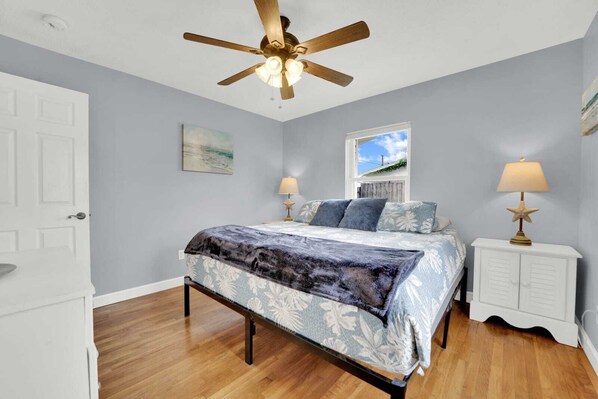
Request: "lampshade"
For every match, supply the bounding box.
[497,158,550,193]
[278,177,299,195]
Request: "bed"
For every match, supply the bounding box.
[184,221,466,399]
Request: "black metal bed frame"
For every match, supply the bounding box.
[184,269,467,399]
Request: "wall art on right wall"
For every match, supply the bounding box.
[582,75,598,136]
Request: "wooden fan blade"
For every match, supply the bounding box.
[218,64,264,86]
[254,0,285,48]
[302,60,353,87]
[280,74,294,100]
[184,32,262,55]
[294,21,370,56]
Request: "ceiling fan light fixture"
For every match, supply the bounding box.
[255,64,270,84]
[256,56,284,87]
[255,65,283,88]
[269,73,283,88]
[265,56,283,75]
[284,59,304,86]
[285,71,301,86]
[285,59,303,76]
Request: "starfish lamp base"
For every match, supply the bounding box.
[510,230,532,246]
[506,192,538,246]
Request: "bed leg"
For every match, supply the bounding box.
[390,389,406,399]
[184,280,190,317]
[245,317,255,365]
[441,303,453,349]
[460,267,468,305]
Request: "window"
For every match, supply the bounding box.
[345,122,411,202]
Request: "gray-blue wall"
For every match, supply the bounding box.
[579,12,598,354]
[283,40,583,293]
[1,28,595,345]
[0,35,283,296]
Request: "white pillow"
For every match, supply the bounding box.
[432,216,452,232]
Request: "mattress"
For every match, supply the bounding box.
[186,222,466,375]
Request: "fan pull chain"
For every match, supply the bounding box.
[278,86,282,109]
[269,86,282,109]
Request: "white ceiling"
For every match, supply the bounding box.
[1,0,597,121]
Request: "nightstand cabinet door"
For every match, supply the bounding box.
[519,255,567,320]
[479,249,520,309]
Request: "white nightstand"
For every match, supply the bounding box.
[470,238,582,346]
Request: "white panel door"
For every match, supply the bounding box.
[0,71,89,272]
[479,249,520,309]
[519,254,567,320]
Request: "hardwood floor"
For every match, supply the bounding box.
[94,287,598,399]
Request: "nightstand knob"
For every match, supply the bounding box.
[521,281,530,287]
[511,279,518,285]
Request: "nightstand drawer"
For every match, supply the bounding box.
[519,255,567,320]
[479,249,520,309]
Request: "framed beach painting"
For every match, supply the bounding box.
[582,76,598,136]
[182,124,233,174]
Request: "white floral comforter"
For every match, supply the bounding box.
[186,222,466,375]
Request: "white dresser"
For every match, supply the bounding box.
[470,238,582,346]
[0,247,98,399]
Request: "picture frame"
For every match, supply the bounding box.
[582,76,598,136]
[182,124,234,174]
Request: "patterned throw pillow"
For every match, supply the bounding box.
[377,201,438,234]
[294,200,323,223]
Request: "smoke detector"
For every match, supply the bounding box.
[42,15,68,31]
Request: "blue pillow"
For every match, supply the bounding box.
[309,199,352,227]
[377,201,438,233]
[338,198,387,231]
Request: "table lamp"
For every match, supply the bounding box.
[278,177,299,221]
[497,157,550,246]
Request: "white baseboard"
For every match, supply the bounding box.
[576,317,598,375]
[454,289,473,303]
[93,276,184,308]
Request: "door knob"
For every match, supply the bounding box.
[68,212,87,220]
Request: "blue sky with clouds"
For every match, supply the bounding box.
[358,130,408,175]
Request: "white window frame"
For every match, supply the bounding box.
[344,122,411,201]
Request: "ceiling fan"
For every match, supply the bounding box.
[183,0,370,100]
